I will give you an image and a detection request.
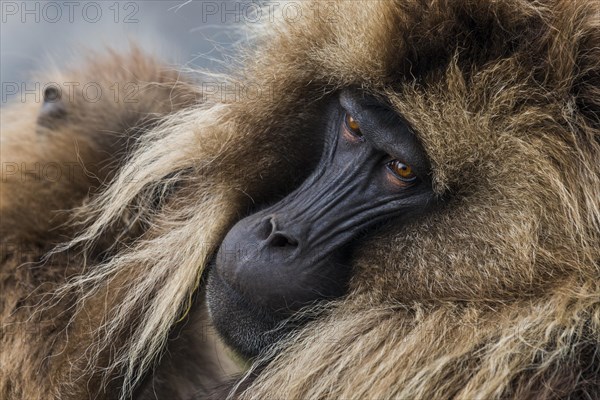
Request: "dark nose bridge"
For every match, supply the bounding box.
[253,140,379,259]
[258,177,367,257]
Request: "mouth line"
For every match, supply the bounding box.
[206,268,297,358]
[209,267,328,330]
[208,266,285,327]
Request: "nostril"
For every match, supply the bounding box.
[269,233,299,248]
[258,216,300,248]
[257,217,275,240]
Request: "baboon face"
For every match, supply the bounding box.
[207,89,435,357]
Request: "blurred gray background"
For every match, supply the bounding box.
[1,0,248,102]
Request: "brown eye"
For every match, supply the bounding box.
[344,113,364,140]
[387,160,417,183]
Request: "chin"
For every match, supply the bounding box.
[206,267,290,358]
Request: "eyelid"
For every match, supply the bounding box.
[340,90,431,180]
[342,111,365,142]
[386,160,418,182]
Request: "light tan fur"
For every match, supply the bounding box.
[1,0,599,399]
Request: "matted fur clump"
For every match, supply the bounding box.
[1,0,599,399]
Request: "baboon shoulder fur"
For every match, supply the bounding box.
[1,1,599,399]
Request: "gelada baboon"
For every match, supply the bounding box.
[1,0,599,399]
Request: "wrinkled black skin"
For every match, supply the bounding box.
[206,89,435,358]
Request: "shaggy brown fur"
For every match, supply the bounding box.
[2,0,600,399]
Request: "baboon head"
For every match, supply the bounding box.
[207,88,437,357]
[198,1,600,393]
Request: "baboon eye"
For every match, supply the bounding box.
[387,160,417,183]
[344,112,364,140]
